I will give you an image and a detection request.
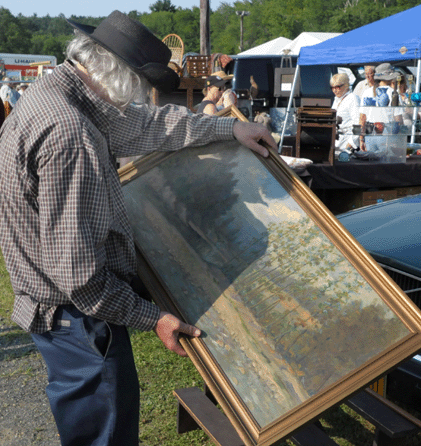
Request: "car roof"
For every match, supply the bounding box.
[337,194,421,277]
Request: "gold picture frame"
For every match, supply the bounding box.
[119,140,421,446]
[216,104,249,121]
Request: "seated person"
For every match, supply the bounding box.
[359,63,403,154]
[212,70,237,110]
[330,73,359,154]
[197,73,230,115]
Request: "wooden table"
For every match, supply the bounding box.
[179,77,206,111]
[152,77,206,112]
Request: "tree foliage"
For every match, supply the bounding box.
[149,0,177,13]
[0,1,417,62]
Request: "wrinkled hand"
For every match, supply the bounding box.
[232,121,278,158]
[153,311,201,357]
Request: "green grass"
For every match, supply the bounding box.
[0,250,421,445]
[130,329,213,445]
[0,249,15,322]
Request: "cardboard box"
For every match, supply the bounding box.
[329,189,397,214]
[396,186,421,198]
[362,190,397,206]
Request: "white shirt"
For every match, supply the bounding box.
[353,79,371,102]
[360,85,402,130]
[0,84,19,107]
[332,91,359,150]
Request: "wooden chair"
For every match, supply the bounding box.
[162,34,184,73]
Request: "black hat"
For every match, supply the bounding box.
[205,75,229,88]
[66,10,180,93]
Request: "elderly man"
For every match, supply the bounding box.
[0,11,276,446]
[353,65,376,103]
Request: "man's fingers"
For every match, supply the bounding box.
[232,121,277,157]
[247,140,269,157]
[178,321,201,337]
[154,311,201,357]
[166,334,188,357]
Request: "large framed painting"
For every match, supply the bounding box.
[119,141,421,446]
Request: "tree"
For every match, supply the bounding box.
[173,8,201,53]
[140,11,175,40]
[149,0,177,13]
[0,7,32,53]
[0,2,417,58]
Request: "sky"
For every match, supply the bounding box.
[0,0,228,18]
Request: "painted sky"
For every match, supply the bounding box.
[0,0,228,17]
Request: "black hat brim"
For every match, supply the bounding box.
[67,17,180,94]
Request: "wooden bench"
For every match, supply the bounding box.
[173,386,337,446]
[173,386,420,446]
[346,389,420,446]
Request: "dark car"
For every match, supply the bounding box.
[337,194,421,408]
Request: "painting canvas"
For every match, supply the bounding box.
[120,140,421,446]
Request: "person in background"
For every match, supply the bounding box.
[17,83,29,94]
[359,63,403,152]
[353,65,375,103]
[0,96,5,128]
[0,11,276,446]
[0,78,20,117]
[392,74,415,127]
[212,70,237,111]
[197,73,229,114]
[330,73,359,154]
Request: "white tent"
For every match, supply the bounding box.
[238,32,341,57]
[281,32,342,55]
[238,36,292,56]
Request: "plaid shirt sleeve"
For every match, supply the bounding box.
[37,135,160,331]
[110,103,236,157]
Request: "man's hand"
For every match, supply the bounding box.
[153,311,201,357]
[232,121,278,158]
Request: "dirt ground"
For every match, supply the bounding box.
[0,315,60,446]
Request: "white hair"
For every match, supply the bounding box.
[330,72,350,87]
[66,32,152,108]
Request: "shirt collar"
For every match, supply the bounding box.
[53,60,124,132]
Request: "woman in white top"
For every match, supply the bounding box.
[330,73,359,154]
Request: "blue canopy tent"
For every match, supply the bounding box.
[280,5,421,150]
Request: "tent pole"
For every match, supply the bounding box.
[279,65,300,154]
[410,59,421,144]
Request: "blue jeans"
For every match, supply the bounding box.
[32,305,140,446]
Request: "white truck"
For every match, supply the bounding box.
[0,53,57,81]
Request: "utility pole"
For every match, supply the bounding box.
[200,0,210,55]
[236,10,250,53]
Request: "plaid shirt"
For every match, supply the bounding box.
[0,61,236,333]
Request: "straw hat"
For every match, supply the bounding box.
[212,70,233,81]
